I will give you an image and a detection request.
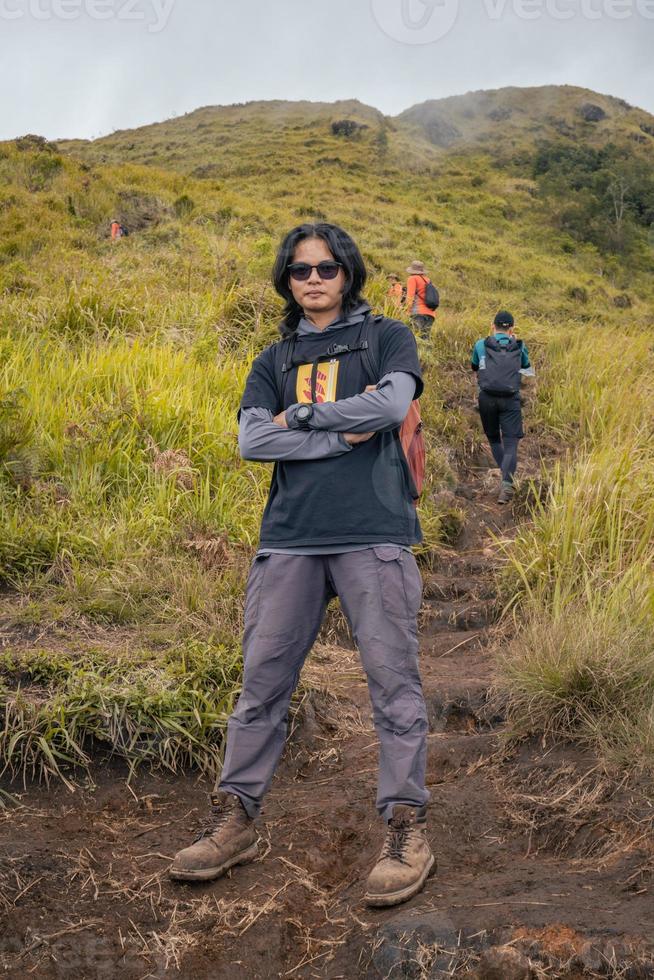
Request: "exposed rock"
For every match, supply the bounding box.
[579,103,607,122]
[424,117,462,148]
[331,119,369,138]
[110,190,171,234]
[614,293,632,309]
[640,122,654,138]
[488,107,512,122]
[477,945,532,980]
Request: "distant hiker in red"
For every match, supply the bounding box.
[111,221,128,241]
[170,222,434,908]
[406,260,439,339]
[387,273,405,309]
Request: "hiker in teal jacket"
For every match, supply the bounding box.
[471,311,532,504]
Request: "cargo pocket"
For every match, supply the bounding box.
[243,553,271,629]
[373,546,422,624]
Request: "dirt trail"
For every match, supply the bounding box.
[1,448,653,979]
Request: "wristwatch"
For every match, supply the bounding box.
[295,404,314,429]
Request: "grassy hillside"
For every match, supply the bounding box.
[399,84,654,152]
[59,85,654,173]
[1,86,654,784]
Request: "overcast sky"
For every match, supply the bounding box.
[1,0,653,141]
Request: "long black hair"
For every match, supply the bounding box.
[272,223,368,337]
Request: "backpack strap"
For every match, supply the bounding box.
[359,313,383,381]
[306,318,372,401]
[276,333,298,409]
[484,336,520,353]
[304,314,373,362]
[274,317,375,405]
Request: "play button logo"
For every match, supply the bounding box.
[371,0,460,44]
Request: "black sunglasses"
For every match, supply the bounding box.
[287,261,343,282]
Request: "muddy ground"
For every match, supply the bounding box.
[1,446,653,979]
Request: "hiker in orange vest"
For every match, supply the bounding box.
[406,261,439,339]
[387,273,405,310]
[111,220,129,241]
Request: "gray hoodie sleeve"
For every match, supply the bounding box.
[239,406,353,462]
[286,372,417,434]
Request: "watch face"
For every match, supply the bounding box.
[297,405,311,420]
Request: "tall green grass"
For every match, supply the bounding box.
[0,643,242,786]
[500,327,654,771]
[0,328,264,614]
[1,119,654,782]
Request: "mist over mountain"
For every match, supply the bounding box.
[57,85,654,171]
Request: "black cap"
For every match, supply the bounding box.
[494,311,514,329]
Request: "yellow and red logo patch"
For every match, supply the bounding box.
[296,360,339,404]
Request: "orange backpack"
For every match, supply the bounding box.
[399,399,425,501]
[364,315,425,503]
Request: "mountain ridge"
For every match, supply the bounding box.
[55,84,654,146]
[51,84,654,183]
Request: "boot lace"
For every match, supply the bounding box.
[381,821,413,865]
[193,798,238,843]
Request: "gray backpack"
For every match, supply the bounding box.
[479,337,523,395]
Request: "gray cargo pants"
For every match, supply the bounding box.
[219,547,430,821]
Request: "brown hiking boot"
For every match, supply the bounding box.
[364,805,435,908]
[169,791,258,883]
